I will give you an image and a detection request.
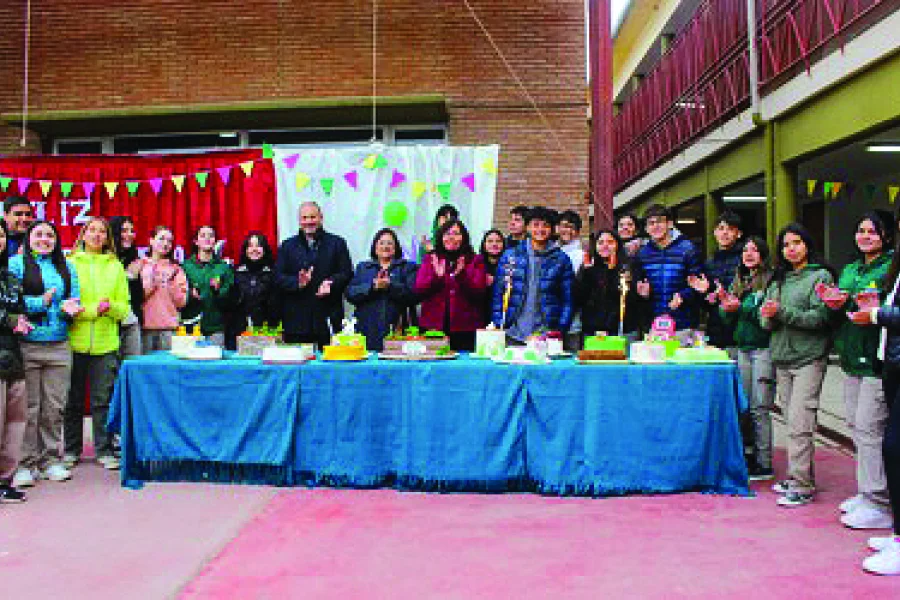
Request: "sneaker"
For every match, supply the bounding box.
[12,468,35,488]
[62,454,80,469]
[869,536,897,552]
[840,494,865,514]
[772,480,793,494]
[748,466,775,481]
[842,505,893,530]
[0,484,26,503]
[97,455,120,471]
[777,491,814,507]
[42,463,72,482]
[863,539,900,575]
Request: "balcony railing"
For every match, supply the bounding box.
[612,0,890,192]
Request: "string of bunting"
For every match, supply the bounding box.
[806,179,900,203]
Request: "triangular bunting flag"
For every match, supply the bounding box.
[411,181,427,199]
[832,182,843,197]
[0,176,11,192]
[60,182,73,198]
[437,183,452,201]
[126,181,140,196]
[480,158,497,175]
[363,154,378,170]
[17,178,31,195]
[82,182,96,198]
[890,186,900,204]
[295,172,311,191]
[282,154,300,170]
[240,161,254,177]
[344,170,359,190]
[171,175,186,193]
[374,155,388,169]
[807,180,817,196]
[39,181,52,197]
[148,178,163,195]
[104,182,119,198]
[262,143,274,159]
[216,167,231,186]
[320,178,334,196]
[195,172,209,189]
[461,173,476,193]
[389,169,407,189]
[865,184,877,202]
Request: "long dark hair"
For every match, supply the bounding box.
[771,222,832,285]
[433,219,474,259]
[369,228,402,262]
[479,229,506,260]
[732,235,772,296]
[240,231,275,268]
[109,216,138,266]
[590,228,627,268]
[0,219,8,270]
[22,221,72,298]
[852,211,892,260]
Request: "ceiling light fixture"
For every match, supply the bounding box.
[723,195,767,202]
[866,143,900,153]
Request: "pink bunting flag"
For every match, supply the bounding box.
[148,178,164,195]
[344,170,358,190]
[461,173,476,193]
[282,154,300,170]
[390,169,407,189]
[82,182,96,198]
[17,178,32,195]
[216,166,232,186]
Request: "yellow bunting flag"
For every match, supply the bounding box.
[411,181,427,200]
[481,158,497,175]
[806,180,817,196]
[240,161,255,177]
[171,175,186,193]
[39,181,52,197]
[832,182,843,196]
[104,182,119,198]
[295,172,311,191]
[890,186,900,204]
[363,154,378,170]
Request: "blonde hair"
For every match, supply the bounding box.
[74,216,117,255]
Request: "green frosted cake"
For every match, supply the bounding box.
[583,335,628,352]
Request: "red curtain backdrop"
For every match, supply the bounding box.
[0,149,276,260]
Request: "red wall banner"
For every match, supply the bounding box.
[0,149,277,261]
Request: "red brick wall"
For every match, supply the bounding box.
[0,0,588,225]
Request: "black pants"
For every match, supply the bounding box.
[64,352,119,458]
[882,364,900,534]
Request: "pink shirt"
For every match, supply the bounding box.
[139,258,188,330]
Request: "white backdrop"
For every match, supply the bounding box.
[274,145,500,266]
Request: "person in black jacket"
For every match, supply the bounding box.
[109,216,143,358]
[275,202,353,347]
[479,229,506,326]
[346,228,418,351]
[225,232,280,349]
[575,229,647,339]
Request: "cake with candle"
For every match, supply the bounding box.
[382,327,452,358]
[475,323,506,359]
[171,325,202,357]
[322,318,368,361]
[236,323,282,356]
[578,332,628,361]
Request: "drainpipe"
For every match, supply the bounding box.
[747,0,762,124]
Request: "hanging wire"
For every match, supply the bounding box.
[371,0,378,143]
[21,0,32,147]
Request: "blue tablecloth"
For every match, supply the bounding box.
[109,354,749,496]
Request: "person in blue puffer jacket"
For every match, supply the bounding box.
[636,203,704,331]
[492,207,574,341]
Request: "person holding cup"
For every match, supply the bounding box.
[760,223,835,508]
[821,212,893,529]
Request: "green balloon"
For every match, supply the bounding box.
[383,201,409,227]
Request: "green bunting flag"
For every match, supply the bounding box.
[262,143,274,159]
[60,182,74,198]
[0,177,10,192]
[320,178,334,196]
[195,172,209,189]
[126,181,140,196]
[437,183,452,202]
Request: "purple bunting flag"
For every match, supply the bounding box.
[17,178,32,195]
[148,178,164,195]
[216,166,232,186]
[461,173,476,193]
[390,169,407,189]
[344,170,359,190]
[282,154,300,170]
[82,182,96,198]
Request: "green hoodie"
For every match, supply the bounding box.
[182,256,234,335]
[833,252,892,377]
[760,264,833,369]
[722,288,771,351]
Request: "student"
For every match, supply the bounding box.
[760,223,834,507]
[420,204,460,257]
[635,204,703,332]
[721,236,775,480]
[9,221,81,487]
[3,196,34,256]
[492,207,574,342]
[64,218,130,471]
[0,221,30,502]
[109,216,143,359]
[558,210,585,350]
[822,212,893,529]
[479,229,506,325]
[182,225,235,346]
[415,219,487,351]
[139,226,188,353]
[617,213,644,257]
[226,232,280,345]
[506,205,529,249]
[347,228,418,351]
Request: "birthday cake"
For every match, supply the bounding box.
[171,325,202,356]
[262,344,315,364]
[322,318,368,361]
[475,324,506,359]
[527,331,564,356]
[236,325,282,356]
[629,342,667,363]
[382,328,451,358]
[671,347,731,362]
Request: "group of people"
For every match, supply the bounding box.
[0,192,899,574]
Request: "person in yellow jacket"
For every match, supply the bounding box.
[63,217,130,471]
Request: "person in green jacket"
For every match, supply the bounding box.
[182,225,235,346]
[721,235,774,481]
[760,223,835,508]
[64,217,130,471]
[821,212,893,529]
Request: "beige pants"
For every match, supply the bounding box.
[21,341,72,470]
[0,379,27,481]
[776,358,827,493]
[843,374,890,506]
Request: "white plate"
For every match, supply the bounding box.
[491,357,551,366]
[667,358,736,365]
[378,352,459,361]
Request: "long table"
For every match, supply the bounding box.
[108,354,749,496]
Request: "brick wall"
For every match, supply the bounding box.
[0,0,588,226]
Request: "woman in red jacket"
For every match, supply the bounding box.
[414,219,487,352]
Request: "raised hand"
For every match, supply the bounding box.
[454,256,466,276]
[13,315,33,335]
[373,270,390,290]
[849,310,875,326]
[668,292,683,310]
[636,278,651,298]
[760,299,779,319]
[42,287,57,307]
[316,279,333,298]
[298,266,314,289]
[61,297,84,317]
[431,254,446,278]
[721,294,741,313]
[97,297,111,315]
[687,273,710,294]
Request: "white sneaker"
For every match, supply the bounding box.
[97,455,120,471]
[62,454,80,469]
[840,494,865,513]
[869,536,897,552]
[42,463,72,482]
[841,504,893,530]
[863,539,900,575]
[12,468,35,488]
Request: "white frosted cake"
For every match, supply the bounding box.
[262,345,314,364]
[475,325,506,359]
[171,328,201,356]
[672,347,731,362]
[629,342,667,363]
